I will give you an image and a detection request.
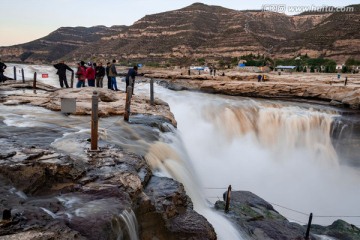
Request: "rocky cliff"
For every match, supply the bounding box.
[0,25,127,63]
[0,3,359,64]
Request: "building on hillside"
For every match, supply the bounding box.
[275,65,296,72]
[238,65,270,73]
[336,64,344,70]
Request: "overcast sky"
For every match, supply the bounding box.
[0,0,358,46]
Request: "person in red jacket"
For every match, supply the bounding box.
[76,61,87,88]
[86,62,96,87]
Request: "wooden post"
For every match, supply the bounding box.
[70,71,74,88]
[124,86,132,122]
[33,72,37,89]
[305,213,313,240]
[224,185,232,213]
[91,91,99,151]
[21,69,25,83]
[13,66,17,80]
[150,78,154,105]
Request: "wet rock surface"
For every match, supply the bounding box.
[137,176,216,240]
[215,191,360,240]
[0,82,215,239]
[0,132,217,239]
[312,220,360,240]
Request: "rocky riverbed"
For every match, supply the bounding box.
[143,69,360,110]
[0,80,359,240]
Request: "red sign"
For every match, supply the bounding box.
[42,74,48,78]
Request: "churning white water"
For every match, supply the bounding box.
[147,87,360,227]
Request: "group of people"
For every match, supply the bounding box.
[54,59,141,93]
[257,74,268,82]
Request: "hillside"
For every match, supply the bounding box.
[0,3,359,64]
[0,25,127,63]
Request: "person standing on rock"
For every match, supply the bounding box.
[109,59,119,91]
[95,62,105,88]
[86,62,96,87]
[105,62,112,90]
[0,60,7,82]
[53,60,74,88]
[76,61,87,88]
[257,74,262,82]
[126,65,141,95]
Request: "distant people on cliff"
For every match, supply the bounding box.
[76,61,87,88]
[257,74,262,82]
[86,62,96,87]
[0,60,7,82]
[213,67,216,76]
[344,76,348,86]
[108,59,119,91]
[126,65,143,95]
[53,60,74,88]
[105,62,112,90]
[95,62,105,88]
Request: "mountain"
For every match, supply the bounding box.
[0,25,127,63]
[0,3,359,64]
[280,5,360,61]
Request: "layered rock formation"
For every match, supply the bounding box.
[0,82,215,239]
[147,71,360,110]
[1,3,359,64]
[0,25,127,63]
[0,81,176,126]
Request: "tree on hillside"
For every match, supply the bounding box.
[197,58,206,65]
[342,65,348,73]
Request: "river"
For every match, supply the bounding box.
[2,64,360,238]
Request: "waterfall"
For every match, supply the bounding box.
[118,209,139,240]
[146,136,246,240]
[152,89,360,227]
[201,103,339,166]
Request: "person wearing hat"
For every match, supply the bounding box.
[0,59,7,82]
[53,60,74,88]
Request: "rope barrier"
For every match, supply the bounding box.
[204,187,360,221]
[314,215,360,218]
[268,202,309,216]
